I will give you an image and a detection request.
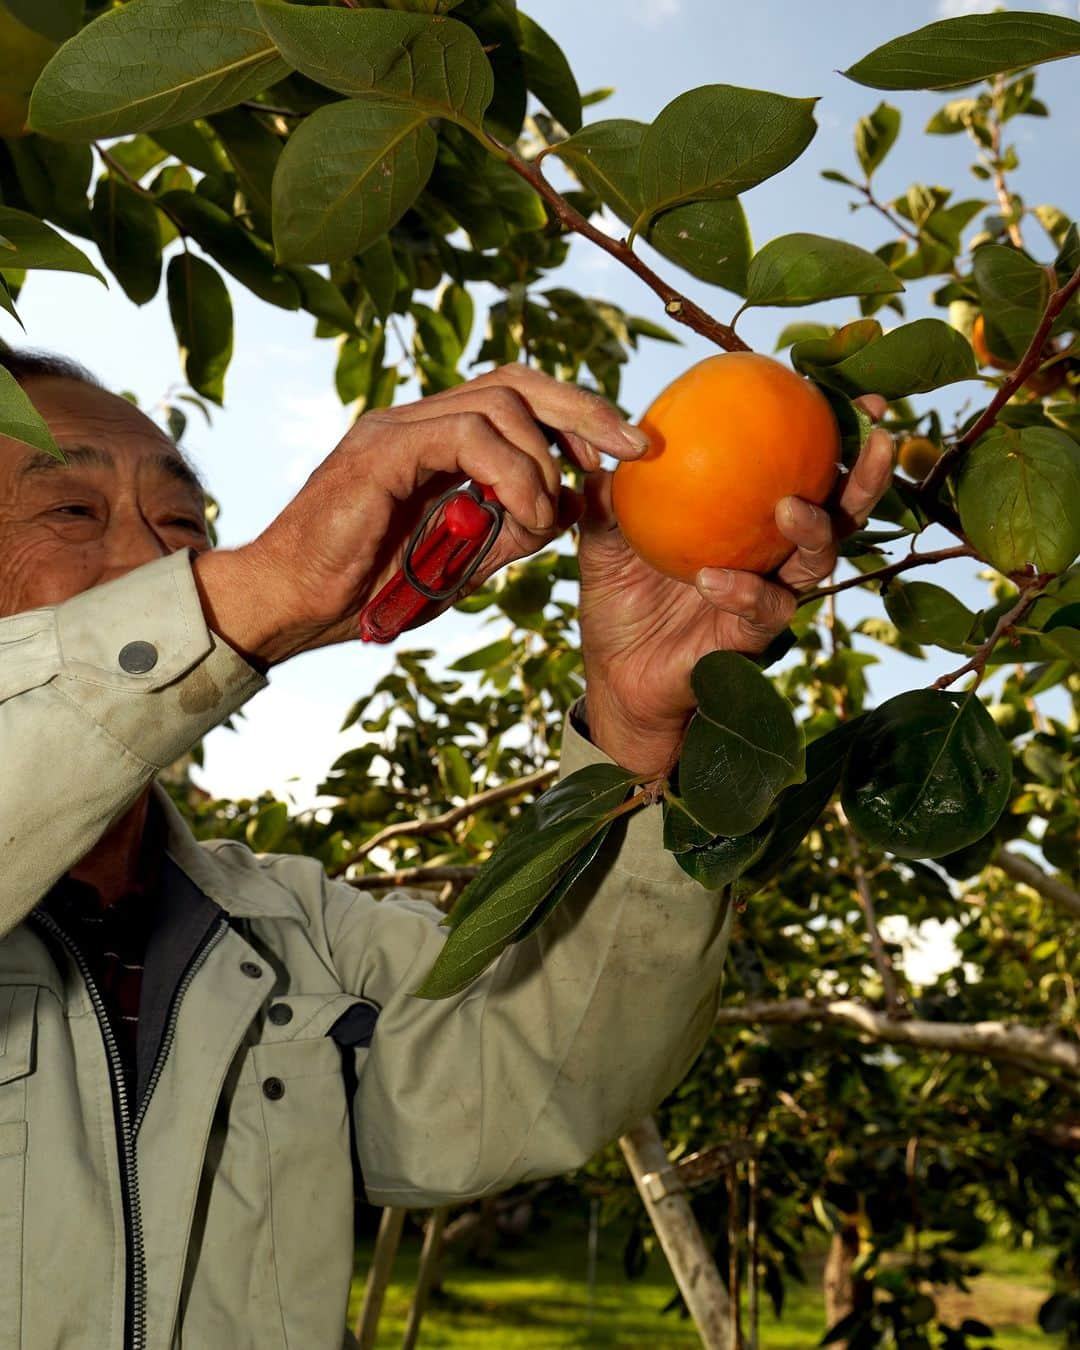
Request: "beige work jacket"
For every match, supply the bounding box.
[0,550,732,1349]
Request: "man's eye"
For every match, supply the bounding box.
[167,517,207,533]
[54,504,96,518]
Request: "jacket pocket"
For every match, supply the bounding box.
[0,985,36,1350]
[251,1035,358,1350]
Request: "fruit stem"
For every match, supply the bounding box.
[919,263,1080,506]
[486,135,751,354]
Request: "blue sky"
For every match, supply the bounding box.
[6,0,1080,812]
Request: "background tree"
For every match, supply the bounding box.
[2,1,1079,1342]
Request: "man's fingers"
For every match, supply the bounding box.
[853,394,887,422]
[774,497,838,589]
[838,427,895,530]
[694,567,797,637]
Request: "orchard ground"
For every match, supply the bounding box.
[347,1217,1054,1348]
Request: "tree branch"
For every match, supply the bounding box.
[330,766,557,876]
[919,263,1080,506]
[713,998,1080,1082]
[492,140,751,354]
[348,864,480,896]
[858,183,919,242]
[995,849,1080,922]
[95,144,189,245]
[989,76,1025,251]
[838,809,905,1018]
[798,545,975,607]
[932,582,1044,690]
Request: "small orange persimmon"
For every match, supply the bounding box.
[898,436,942,480]
[971,314,1067,397]
[612,352,841,581]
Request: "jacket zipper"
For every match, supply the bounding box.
[31,910,227,1350]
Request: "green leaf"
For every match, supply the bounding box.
[0,205,104,282]
[412,301,462,368]
[637,85,817,227]
[29,0,289,140]
[0,364,62,458]
[678,652,805,838]
[355,235,397,321]
[3,0,81,44]
[775,321,834,351]
[789,318,882,376]
[855,101,901,179]
[414,765,636,997]
[0,274,21,327]
[166,254,234,406]
[841,690,1012,860]
[958,425,1080,577]
[106,135,168,184]
[745,233,903,309]
[972,243,1051,364]
[744,718,865,888]
[208,106,283,237]
[808,318,978,400]
[439,282,474,348]
[924,96,982,136]
[554,119,752,292]
[448,636,517,672]
[287,265,357,334]
[151,122,230,178]
[254,1,493,129]
[5,135,93,236]
[91,174,163,306]
[663,797,715,854]
[271,100,437,264]
[843,12,1080,91]
[519,12,581,132]
[883,581,978,653]
[335,327,386,406]
[674,819,774,890]
[246,800,289,853]
[158,190,301,309]
[0,4,61,140]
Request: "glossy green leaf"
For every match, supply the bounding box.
[439,282,474,349]
[355,235,397,321]
[0,364,62,458]
[745,233,903,309]
[208,106,283,237]
[844,12,1080,91]
[0,274,20,327]
[287,265,357,334]
[674,819,774,890]
[151,122,230,178]
[29,0,288,140]
[254,1,493,129]
[809,318,978,399]
[855,101,901,178]
[972,243,1051,364]
[412,302,462,369]
[335,327,386,406]
[0,205,104,283]
[637,85,817,228]
[0,4,61,140]
[678,652,805,838]
[271,100,437,264]
[414,765,635,997]
[158,190,301,309]
[744,717,865,888]
[555,118,642,224]
[90,174,163,306]
[841,690,1012,859]
[106,135,168,183]
[663,797,715,854]
[958,426,1080,577]
[166,254,234,406]
[883,581,978,653]
[519,12,581,132]
[5,135,93,237]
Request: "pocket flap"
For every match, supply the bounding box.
[0,987,37,1085]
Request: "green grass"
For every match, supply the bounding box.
[347,1215,1056,1348]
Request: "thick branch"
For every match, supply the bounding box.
[349,864,480,896]
[330,767,557,876]
[995,849,1080,922]
[714,998,1080,1081]
[798,545,974,607]
[920,263,1080,505]
[494,141,751,354]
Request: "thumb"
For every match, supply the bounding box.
[579,470,626,555]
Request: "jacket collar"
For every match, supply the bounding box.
[153,784,308,926]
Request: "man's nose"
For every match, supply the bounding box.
[99,510,173,583]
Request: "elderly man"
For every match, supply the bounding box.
[0,346,891,1349]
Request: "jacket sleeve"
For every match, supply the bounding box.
[322,710,734,1209]
[0,550,266,935]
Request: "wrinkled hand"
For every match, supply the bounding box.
[194,365,647,667]
[578,396,895,776]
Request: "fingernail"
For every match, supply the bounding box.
[535,491,555,529]
[619,423,651,455]
[780,498,818,529]
[699,568,733,593]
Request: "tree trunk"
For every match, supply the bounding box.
[823,1222,872,1345]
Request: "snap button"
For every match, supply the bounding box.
[262,1077,285,1101]
[268,1003,293,1026]
[240,961,263,979]
[118,640,158,674]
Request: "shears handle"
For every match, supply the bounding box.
[359,483,503,644]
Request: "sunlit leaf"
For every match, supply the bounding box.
[745,233,903,308]
[0,205,104,282]
[0,364,62,458]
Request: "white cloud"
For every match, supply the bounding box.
[637,0,681,27]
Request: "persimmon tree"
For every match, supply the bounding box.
[2,1,1080,1342]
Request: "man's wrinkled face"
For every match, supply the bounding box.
[0,377,211,617]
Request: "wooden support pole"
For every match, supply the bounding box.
[401,1207,449,1350]
[620,1116,734,1349]
[355,1207,407,1350]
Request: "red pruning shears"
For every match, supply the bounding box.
[359,482,504,643]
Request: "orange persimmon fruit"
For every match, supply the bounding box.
[971,314,1066,397]
[612,352,841,581]
[898,436,942,480]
